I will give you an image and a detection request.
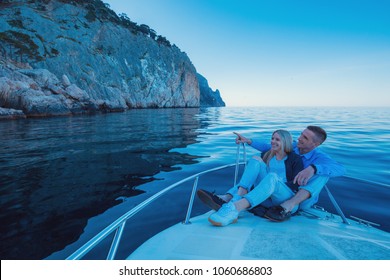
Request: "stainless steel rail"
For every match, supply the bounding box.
[184,144,247,224]
[66,161,245,260]
[324,185,350,225]
[343,175,390,188]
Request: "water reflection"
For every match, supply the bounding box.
[0,108,205,259]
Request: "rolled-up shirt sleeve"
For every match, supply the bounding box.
[312,151,346,177]
[250,139,271,153]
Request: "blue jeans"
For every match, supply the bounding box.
[298,175,329,210]
[227,157,268,194]
[226,158,329,213]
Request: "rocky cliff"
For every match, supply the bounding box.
[0,0,224,118]
[197,73,225,107]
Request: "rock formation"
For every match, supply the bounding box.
[0,0,225,119]
[197,73,225,107]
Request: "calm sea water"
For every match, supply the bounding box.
[0,107,389,259]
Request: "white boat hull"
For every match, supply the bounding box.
[128,209,390,260]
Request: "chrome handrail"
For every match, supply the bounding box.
[234,143,247,186]
[184,143,247,224]
[343,175,390,188]
[350,215,381,227]
[324,185,349,225]
[183,176,199,225]
[66,161,245,260]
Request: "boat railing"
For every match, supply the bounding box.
[184,143,247,224]
[66,144,247,260]
[66,143,362,260]
[323,185,349,225]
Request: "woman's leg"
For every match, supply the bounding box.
[225,157,267,199]
[243,173,297,212]
[208,173,297,226]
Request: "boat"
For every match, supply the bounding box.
[66,144,390,260]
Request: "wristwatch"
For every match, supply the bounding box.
[310,164,317,174]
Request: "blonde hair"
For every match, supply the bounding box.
[262,129,293,165]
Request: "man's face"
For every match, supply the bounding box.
[297,129,319,154]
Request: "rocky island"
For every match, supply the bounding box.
[0,0,225,119]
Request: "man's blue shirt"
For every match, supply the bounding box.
[251,139,345,178]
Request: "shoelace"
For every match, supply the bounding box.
[218,203,235,216]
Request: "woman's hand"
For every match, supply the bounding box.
[233,132,252,145]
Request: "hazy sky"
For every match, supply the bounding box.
[104,0,390,107]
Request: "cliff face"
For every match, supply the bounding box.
[197,73,225,107]
[0,0,224,118]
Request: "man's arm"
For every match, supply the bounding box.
[233,132,271,152]
[294,166,316,186]
[250,139,272,152]
[294,153,345,186]
[312,151,346,177]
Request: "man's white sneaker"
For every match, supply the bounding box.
[208,202,239,226]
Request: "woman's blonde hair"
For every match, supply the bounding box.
[262,129,293,165]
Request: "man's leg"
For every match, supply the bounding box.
[298,175,329,210]
[280,189,310,212]
[280,175,329,212]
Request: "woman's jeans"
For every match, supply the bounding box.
[226,157,329,213]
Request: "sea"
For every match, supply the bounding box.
[0,106,389,260]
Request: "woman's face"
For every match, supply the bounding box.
[271,132,283,153]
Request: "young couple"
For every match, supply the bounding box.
[197,125,346,226]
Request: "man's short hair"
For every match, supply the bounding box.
[307,126,327,144]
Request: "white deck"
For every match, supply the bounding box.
[128,209,390,260]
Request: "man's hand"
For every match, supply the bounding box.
[233,132,252,145]
[293,166,315,186]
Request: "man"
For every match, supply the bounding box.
[197,126,346,226]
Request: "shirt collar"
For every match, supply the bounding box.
[294,146,316,160]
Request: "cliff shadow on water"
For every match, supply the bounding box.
[0,108,208,259]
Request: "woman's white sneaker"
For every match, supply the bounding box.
[208,202,239,226]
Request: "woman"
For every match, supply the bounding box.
[206,129,304,226]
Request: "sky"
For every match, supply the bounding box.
[104,0,390,107]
